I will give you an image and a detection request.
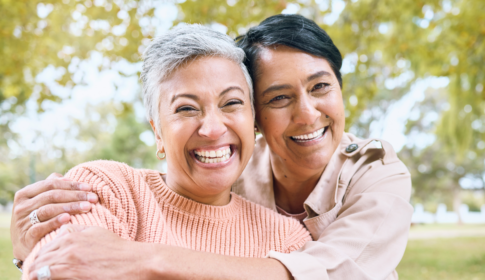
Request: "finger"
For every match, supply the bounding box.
[32,190,98,214]
[36,224,89,257]
[47,173,73,182]
[29,250,62,280]
[36,201,93,222]
[60,224,90,234]
[30,264,75,280]
[22,178,92,198]
[35,239,62,260]
[46,173,63,180]
[28,214,71,244]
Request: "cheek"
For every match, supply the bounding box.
[237,109,256,139]
[160,118,192,156]
[228,109,255,162]
[320,95,345,123]
[256,107,290,141]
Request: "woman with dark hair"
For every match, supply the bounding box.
[12,14,412,280]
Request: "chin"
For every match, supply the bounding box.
[299,152,332,170]
[198,175,236,193]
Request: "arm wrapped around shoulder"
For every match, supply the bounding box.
[21,160,143,278]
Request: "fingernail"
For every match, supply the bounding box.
[79,183,91,191]
[59,224,69,235]
[87,193,98,202]
[58,213,70,223]
[80,202,91,211]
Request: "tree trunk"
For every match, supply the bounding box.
[452,184,463,225]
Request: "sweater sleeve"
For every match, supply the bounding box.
[21,161,140,279]
[284,220,312,253]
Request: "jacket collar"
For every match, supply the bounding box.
[233,132,377,216]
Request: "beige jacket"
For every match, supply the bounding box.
[232,133,413,280]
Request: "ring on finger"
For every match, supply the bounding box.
[37,265,51,280]
[29,209,41,225]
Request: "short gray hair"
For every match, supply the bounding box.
[141,24,254,135]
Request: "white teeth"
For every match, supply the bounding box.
[291,128,325,141]
[195,147,232,164]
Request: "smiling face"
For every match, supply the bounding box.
[254,46,345,173]
[152,56,255,206]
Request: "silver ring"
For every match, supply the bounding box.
[29,209,41,225]
[37,265,51,280]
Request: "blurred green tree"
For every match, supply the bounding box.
[0,102,157,203]
[1,0,484,209]
[400,87,485,222]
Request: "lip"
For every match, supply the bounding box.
[190,144,236,169]
[289,126,329,146]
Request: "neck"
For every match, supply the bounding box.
[270,154,325,214]
[163,174,231,206]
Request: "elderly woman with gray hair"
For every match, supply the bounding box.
[20,24,312,280]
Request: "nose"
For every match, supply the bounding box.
[292,92,321,126]
[198,110,227,140]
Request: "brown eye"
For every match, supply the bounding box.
[224,99,243,107]
[270,95,288,103]
[176,106,196,113]
[312,83,329,91]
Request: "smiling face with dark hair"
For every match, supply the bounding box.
[254,46,345,175]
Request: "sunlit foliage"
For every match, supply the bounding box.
[1,0,484,205]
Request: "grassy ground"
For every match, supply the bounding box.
[397,237,485,280]
[0,228,20,280]
[0,219,484,280]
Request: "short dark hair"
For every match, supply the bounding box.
[236,14,343,88]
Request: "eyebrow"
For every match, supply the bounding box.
[171,93,199,104]
[170,86,245,104]
[307,71,332,82]
[261,71,333,97]
[219,86,245,97]
[261,84,293,97]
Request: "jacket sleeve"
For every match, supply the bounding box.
[268,159,413,280]
[21,161,140,279]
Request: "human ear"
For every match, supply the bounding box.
[149,120,165,153]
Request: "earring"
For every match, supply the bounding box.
[156,150,166,160]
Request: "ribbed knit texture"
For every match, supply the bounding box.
[22,160,311,279]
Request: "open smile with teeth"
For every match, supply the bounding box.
[194,147,232,163]
[290,127,327,142]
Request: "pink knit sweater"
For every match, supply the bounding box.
[23,160,311,278]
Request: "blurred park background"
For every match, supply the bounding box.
[0,0,484,279]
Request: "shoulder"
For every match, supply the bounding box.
[65,160,153,193]
[339,133,412,200]
[66,160,134,181]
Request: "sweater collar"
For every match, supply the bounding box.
[144,170,242,220]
